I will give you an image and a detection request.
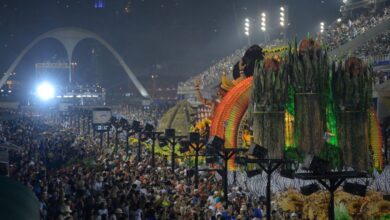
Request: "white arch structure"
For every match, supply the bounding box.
[0,27,150,98]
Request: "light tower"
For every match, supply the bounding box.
[244,18,251,45]
[280,6,287,41]
[320,22,325,34]
[260,12,267,43]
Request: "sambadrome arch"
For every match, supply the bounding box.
[0,27,150,98]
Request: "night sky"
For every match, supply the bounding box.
[0,0,341,94]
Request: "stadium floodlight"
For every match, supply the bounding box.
[244,18,250,36]
[337,18,342,23]
[36,82,55,101]
[261,12,266,32]
[280,6,286,27]
[320,22,325,33]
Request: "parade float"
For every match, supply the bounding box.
[157,38,389,219]
[208,39,384,171]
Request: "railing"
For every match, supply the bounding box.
[360,53,390,64]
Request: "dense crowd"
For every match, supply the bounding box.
[323,6,390,51]
[353,30,390,58]
[3,111,306,219]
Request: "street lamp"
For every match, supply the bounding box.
[206,136,248,208]
[111,116,120,151]
[236,145,293,220]
[114,117,128,152]
[143,124,163,167]
[122,120,141,157]
[158,129,185,173]
[179,132,206,189]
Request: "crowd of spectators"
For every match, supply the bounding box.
[353,30,390,58]
[1,110,284,220]
[323,5,390,51]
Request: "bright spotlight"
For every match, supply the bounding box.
[280,22,285,26]
[280,6,285,11]
[36,82,55,101]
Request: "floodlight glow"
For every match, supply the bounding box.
[245,31,249,36]
[245,27,249,31]
[261,27,266,31]
[245,18,249,22]
[36,82,55,101]
[280,7,285,11]
[280,22,285,26]
[245,22,250,27]
[280,12,284,16]
[320,22,324,26]
[261,12,266,17]
[337,18,342,22]
[342,0,348,3]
